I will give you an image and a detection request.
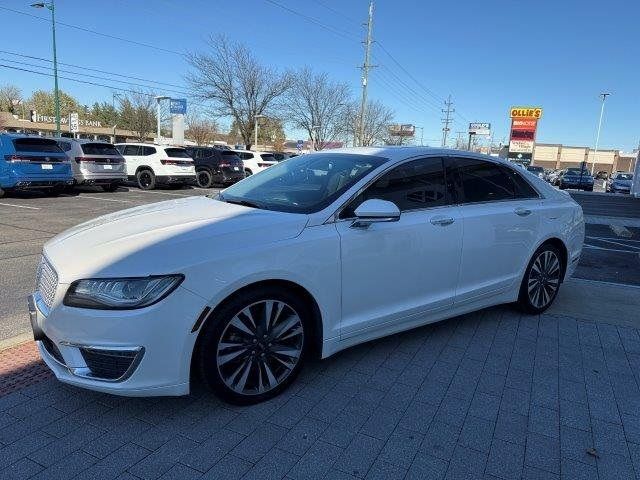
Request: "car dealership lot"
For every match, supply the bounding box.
[1,187,640,479]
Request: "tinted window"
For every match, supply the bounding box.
[504,167,539,199]
[142,146,156,156]
[13,138,62,153]
[122,145,140,156]
[238,152,253,160]
[57,141,73,152]
[453,158,516,203]
[343,158,446,217]
[260,154,276,162]
[81,143,119,156]
[219,153,386,214]
[527,166,543,173]
[615,173,633,180]
[221,151,241,162]
[165,148,190,158]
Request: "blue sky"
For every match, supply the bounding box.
[0,0,638,150]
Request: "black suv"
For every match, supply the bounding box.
[184,147,245,188]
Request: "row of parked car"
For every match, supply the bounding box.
[0,133,297,197]
[524,164,635,193]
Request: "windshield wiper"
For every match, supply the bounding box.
[219,195,267,210]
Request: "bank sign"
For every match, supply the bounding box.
[30,111,102,128]
[169,98,187,115]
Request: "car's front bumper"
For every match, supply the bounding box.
[28,285,206,397]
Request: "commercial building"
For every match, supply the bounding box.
[531,143,637,174]
[0,111,148,143]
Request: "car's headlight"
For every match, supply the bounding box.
[63,275,184,310]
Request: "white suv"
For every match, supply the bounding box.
[231,150,277,176]
[115,143,196,190]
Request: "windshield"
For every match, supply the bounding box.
[615,173,633,180]
[217,153,387,214]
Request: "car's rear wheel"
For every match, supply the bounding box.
[517,244,564,314]
[196,169,213,188]
[198,286,309,404]
[136,169,155,190]
[244,168,253,176]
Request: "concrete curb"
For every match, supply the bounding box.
[0,332,33,351]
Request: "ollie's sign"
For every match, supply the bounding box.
[508,107,542,164]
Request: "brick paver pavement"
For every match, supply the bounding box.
[1,305,640,479]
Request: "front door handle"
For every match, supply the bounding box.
[430,216,454,226]
[514,207,532,216]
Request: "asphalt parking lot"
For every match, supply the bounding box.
[1,187,640,479]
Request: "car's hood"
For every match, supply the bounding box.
[44,196,308,282]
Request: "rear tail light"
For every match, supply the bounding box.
[75,157,124,164]
[160,159,192,166]
[5,155,64,163]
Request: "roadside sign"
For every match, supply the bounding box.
[468,122,491,136]
[69,112,79,133]
[169,98,187,115]
[296,139,304,151]
[388,124,415,137]
[509,106,543,119]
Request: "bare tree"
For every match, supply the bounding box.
[343,100,395,147]
[0,84,22,114]
[284,67,351,150]
[186,36,292,149]
[186,114,219,146]
[118,91,156,142]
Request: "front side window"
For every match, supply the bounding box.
[218,153,387,214]
[450,157,517,203]
[341,157,446,217]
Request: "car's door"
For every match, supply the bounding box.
[447,156,542,304]
[335,156,463,337]
[121,145,141,176]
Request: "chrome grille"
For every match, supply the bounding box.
[36,256,58,309]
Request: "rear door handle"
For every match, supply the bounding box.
[514,207,532,216]
[430,216,454,226]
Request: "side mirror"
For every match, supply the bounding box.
[351,199,401,229]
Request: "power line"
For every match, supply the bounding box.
[311,0,360,24]
[0,63,193,99]
[1,58,191,97]
[0,50,186,90]
[0,6,185,57]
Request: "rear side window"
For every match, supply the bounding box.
[142,146,156,156]
[122,145,140,156]
[164,148,190,158]
[260,154,276,162]
[57,141,73,152]
[81,143,119,156]
[239,152,253,160]
[222,151,241,162]
[13,138,62,153]
[504,167,539,199]
[451,157,516,203]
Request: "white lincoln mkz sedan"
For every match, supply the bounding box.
[29,147,584,404]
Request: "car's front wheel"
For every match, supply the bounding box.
[518,243,564,314]
[198,286,309,404]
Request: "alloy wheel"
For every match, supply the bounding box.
[527,250,561,309]
[216,300,304,396]
[139,172,152,188]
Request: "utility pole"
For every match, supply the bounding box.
[590,92,610,174]
[441,95,454,147]
[358,1,374,147]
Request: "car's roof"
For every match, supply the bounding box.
[320,146,513,166]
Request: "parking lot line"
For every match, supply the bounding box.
[0,202,40,210]
[585,236,640,251]
[583,244,640,254]
[74,195,134,204]
[130,189,198,197]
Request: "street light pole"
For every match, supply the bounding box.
[591,92,610,174]
[155,96,170,142]
[254,115,265,150]
[31,1,60,137]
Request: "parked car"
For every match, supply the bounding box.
[526,165,545,179]
[114,143,196,190]
[595,170,609,180]
[184,147,244,188]
[271,152,295,162]
[606,172,634,194]
[0,134,73,198]
[29,147,584,404]
[555,168,594,191]
[56,139,126,192]
[231,150,277,175]
[546,169,562,184]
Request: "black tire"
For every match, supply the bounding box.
[49,185,65,196]
[244,168,253,176]
[517,243,564,314]
[584,187,593,192]
[197,285,310,405]
[102,183,120,192]
[196,169,213,188]
[136,169,156,190]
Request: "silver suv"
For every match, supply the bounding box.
[56,139,127,192]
